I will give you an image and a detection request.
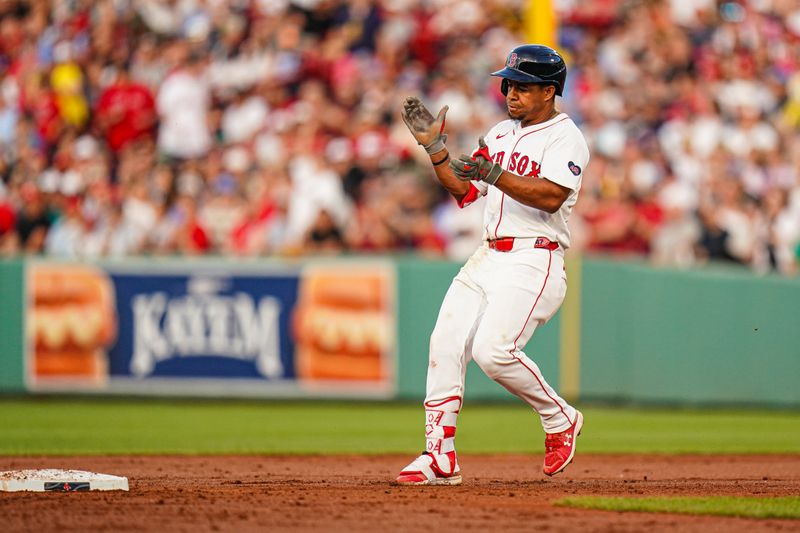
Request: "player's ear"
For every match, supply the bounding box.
[544,85,556,102]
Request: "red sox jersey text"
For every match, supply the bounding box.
[459,113,590,249]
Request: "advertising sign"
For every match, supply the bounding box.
[26,260,396,398]
[293,264,395,387]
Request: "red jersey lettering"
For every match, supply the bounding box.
[517,155,530,175]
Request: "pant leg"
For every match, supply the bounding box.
[471,248,577,433]
[422,265,487,472]
[425,275,485,405]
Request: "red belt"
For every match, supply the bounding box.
[487,237,559,252]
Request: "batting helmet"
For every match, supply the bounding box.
[491,44,567,97]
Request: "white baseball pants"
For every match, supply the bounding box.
[425,242,577,434]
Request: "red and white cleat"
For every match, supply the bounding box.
[543,410,583,476]
[395,452,462,486]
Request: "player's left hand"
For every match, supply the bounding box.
[449,137,503,185]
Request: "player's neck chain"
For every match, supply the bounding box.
[541,109,559,123]
[522,109,560,129]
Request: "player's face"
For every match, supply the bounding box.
[505,81,555,126]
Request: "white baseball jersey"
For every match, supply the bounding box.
[409,111,590,480]
[459,113,590,249]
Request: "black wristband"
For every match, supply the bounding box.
[431,153,449,166]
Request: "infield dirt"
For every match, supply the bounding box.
[1,455,798,532]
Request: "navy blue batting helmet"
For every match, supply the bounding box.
[491,44,567,97]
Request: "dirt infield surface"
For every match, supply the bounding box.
[2,455,799,532]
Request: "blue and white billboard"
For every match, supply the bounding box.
[26,260,396,399]
[112,272,297,381]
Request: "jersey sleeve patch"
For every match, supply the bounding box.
[538,125,589,191]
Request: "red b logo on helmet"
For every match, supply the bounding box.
[508,53,518,67]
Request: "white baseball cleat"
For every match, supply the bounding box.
[395,452,462,486]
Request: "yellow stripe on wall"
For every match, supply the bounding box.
[559,255,581,401]
[524,0,558,48]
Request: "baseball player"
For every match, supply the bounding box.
[396,45,589,485]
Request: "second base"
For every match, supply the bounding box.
[0,469,129,492]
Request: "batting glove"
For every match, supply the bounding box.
[401,96,449,155]
[449,137,503,185]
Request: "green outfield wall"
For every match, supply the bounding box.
[0,259,24,393]
[579,257,800,406]
[0,256,797,406]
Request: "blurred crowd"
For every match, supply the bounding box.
[0,0,798,275]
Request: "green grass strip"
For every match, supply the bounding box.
[555,496,800,520]
[0,398,799,455]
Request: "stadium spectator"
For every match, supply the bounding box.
[95,66,156,154]
[156,48,211,160]
[11,183,51,254]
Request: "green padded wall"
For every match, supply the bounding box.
[580,257,800,406]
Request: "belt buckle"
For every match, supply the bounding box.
[490,238,514,252]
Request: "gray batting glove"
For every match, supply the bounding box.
[449,137,503,185]
[401,96,449,154]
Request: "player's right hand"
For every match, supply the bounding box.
[401,96,448,154]
[449,138,503,185]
